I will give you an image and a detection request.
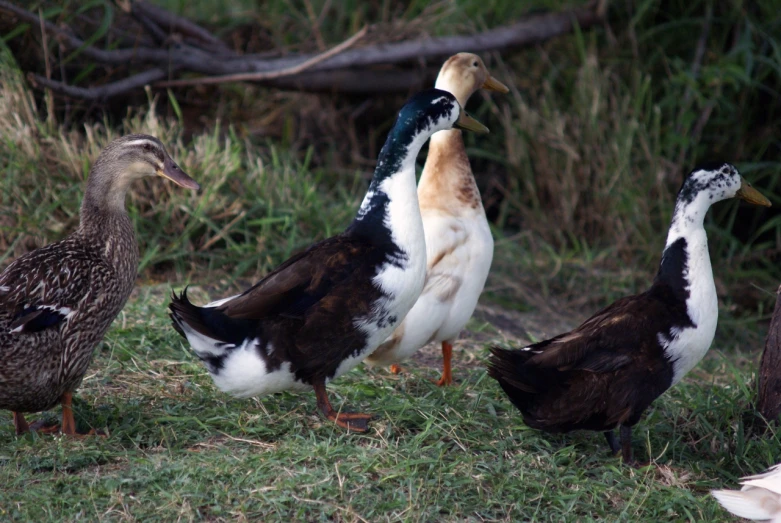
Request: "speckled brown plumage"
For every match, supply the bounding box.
[0,214,138,414]
[0,134,198,435]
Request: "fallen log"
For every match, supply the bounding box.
[0,0,604,100]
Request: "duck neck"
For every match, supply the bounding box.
[656,189,719,385]
[417,130,482,212]
[77,167,139,271]
[349,126,430,260]
[654,190,715,316]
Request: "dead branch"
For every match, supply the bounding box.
[0,0,603,100]
[130,0,232,52]
[158,26,369,87]
[29,68,170,101]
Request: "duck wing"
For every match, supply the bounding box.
[527,295,652,373]
[217,235,369,321]
[0,241,112,334]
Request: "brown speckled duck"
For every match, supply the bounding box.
[0,134,199,436]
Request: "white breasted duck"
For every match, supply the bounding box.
[366,53,508,386]
[169,89,489,432]
[0,135,199,436]
[488,163,771,463]
[712,463,781,521]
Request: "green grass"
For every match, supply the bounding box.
[2,0,781,520]
[0,286,777,521]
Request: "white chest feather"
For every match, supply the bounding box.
[659,226,718,385]
[357,167,428,358]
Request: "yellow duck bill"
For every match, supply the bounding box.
[454,112,489,134]
[737,177,771,207]
[482,75,510,94]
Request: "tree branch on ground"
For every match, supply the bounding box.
[0,0,604,100]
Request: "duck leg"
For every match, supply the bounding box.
[389,364,403,375]
[313,381,371,433]
[13,412,30,435]
[620,425,634,464]
[60,392,78,436]
[435,341,453,386]
[59,392,99,436]
[604,431,620,455]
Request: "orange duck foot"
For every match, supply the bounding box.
[389,364,403,375]
[313,381,372,433]
[434,341,454,386]
[327,412,372,433]
[434,373,453,387]
[21,392,105,437]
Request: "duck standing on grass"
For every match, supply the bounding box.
[712,463,781,521]
[169,89,489,433]
[365,53,508,386]
[487,163,771,463]
[0,134,200,436]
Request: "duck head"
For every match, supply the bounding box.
[677,162,770,208]
[83,134,199,213]
[434,53,509,107]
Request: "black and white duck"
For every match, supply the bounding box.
[0,134,199,436]
[487,163,771,463]
[169,89,489,432]
[366,53,507,386]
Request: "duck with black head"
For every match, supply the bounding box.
[366,52,508,386]
[170,89,489,433]
[488,162,771,464]
[0,134,199,436]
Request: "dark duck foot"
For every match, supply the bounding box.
[604,431,620,455]
[314,381,372,433]
[604,426,639,465]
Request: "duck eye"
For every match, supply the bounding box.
[473,61,478,67]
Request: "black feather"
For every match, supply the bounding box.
[9,306,68,333]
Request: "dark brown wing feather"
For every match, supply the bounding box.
[170,232,391,383]
[488,284,684,432]
[218,235,368,320]
[528,295,654,372]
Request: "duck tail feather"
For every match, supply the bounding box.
[169,287,251,345]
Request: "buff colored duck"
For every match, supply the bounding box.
[366,53,508,386]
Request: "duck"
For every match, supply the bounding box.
[487,162,771,463]
[712,463,781,521]
[169,89,489,432]
[365,53,508,386]
[0,134,199,436]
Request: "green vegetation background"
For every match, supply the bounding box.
[0,0,780,521]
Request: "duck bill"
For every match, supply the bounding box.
[453,112,489,134]
[159,156,200,190]
[736,177,771,207]
[482,75,509,94]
